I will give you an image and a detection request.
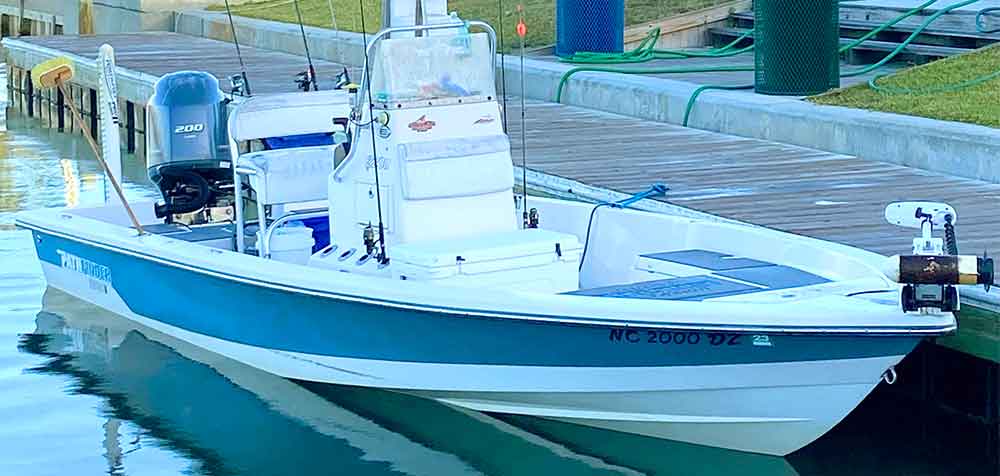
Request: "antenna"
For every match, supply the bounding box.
[517,5,530,228]
[293,0,319,91]
[497,0,508,131]
[358,0,389,264]
[223,0,252,96]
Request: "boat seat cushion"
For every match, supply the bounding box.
[238,145,335,205]
[398,135,514,201]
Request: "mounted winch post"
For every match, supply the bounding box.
[882,201,994,312]
[31,56,145,235]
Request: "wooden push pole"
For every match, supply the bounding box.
[31,57,145,234]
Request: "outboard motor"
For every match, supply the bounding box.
[147,71,233,225]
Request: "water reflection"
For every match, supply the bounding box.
[23,289,797,476]
[0,114,157,227]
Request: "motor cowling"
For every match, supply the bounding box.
[146,71,233,223]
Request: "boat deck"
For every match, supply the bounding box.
[568,249,830,301]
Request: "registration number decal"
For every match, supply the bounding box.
[608,328,760,347]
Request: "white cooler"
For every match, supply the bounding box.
[391,229,583,293]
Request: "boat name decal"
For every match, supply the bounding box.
[408,115,436,133]
[608,328,744,346]
[57,250,111,292]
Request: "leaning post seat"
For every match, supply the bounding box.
[228,90,352,255]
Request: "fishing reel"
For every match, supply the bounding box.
[229,73,250,98]
[362,222,389,265]
[295,69,317,92]
[883,202,995,312]
[332,68,353,90]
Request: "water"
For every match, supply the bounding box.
[0,113,996,476]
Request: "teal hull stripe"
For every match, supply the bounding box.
[30,228,920,367]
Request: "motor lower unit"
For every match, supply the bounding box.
[146,71,233,225]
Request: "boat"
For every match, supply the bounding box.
[34,288,798,476]
[15,19,980,456]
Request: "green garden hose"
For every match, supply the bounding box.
[868,4,1000,95]
[976,7,1000,33]
[681,84,754,126]
[838,0,939,54]
[867,68,1000,94]
[841,0,981,77]
[555,65,754,103]
[562,27,755,64]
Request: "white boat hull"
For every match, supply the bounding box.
[41,260,903,455]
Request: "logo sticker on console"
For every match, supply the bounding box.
[408,115,436,132]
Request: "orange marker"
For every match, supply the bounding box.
[517,5,527,38]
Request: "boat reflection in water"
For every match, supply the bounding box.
[21,289,797,476]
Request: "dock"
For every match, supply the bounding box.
[2,32,998,367]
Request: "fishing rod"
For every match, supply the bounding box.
[497,0,508,132]
[357,0,389,264]
[293,0,319,91]
[223,0,252,96]
[517,5,533,228]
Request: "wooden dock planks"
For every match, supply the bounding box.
[16,32,353,96]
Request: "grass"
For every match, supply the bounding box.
[810,44,1000,128]
[210,0,731,52]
